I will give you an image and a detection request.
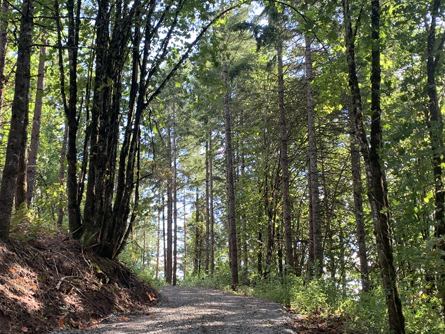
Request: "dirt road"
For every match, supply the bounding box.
[52,285,297,333]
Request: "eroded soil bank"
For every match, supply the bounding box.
[0,235,157,334]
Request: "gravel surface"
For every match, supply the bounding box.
[50,285,297,333]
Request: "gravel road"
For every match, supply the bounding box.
[51,285,297,333]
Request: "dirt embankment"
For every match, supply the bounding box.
[0,235,157,334]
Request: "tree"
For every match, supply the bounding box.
[222,59,239,289]
[0,0,8,122]
[342,0,405,331]
[0,0,35,240]
[422,0,445,316]
[27,42,48,206]
[305,35,323,277]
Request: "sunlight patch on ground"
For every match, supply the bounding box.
[0,264,41,313]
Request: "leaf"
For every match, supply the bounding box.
[30,285,38,291]
[175,82,181,88]
[58,316,66,329]
[21,327,28,332]
[120,316,129,320]
[9,268,15,273]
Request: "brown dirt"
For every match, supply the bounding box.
[0,234,158,334]
[291,314,348,333]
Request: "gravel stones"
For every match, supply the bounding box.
[51,285,297,333]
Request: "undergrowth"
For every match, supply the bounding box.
[176,268,445,334]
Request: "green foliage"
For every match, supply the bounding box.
[181,261,233,290]
[10,204,58,241]
[340,288,389,333]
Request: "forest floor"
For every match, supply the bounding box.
[0,234,157,334]
[0,234,350,334]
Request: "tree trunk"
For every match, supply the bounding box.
[257,230,263,277]
[205,138,210,275]
[183,190,187,276]
[370,2,405,332]
[27,42,47,206]
[222,60,239,289]
[15,113,28,210]
[57,124,68,226]
[162,193,166,275]
[305,35,323,277]
[55,0,82,239]
[0,0,8,124]
[166,124,173,284]
[342,0,405,331]
[209,133,215,277]
[277,40,293,274]
[194,188,200,274]
[0,0,34,240]
[348,105,370,292]
[173,106,178,286]
[424,0,445,321]
[307,175,314,276]
[156,202,161,280]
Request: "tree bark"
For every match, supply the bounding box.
[305,35,323,277]
[222,60,239,289]
[55,0,82,239]
[209,133,215,277]
[162,193,166,275]
[277,40,293,274]
[424,0,445,321]
[173,105,178,286]
[205,138,210,275]
[156,202,161,280]
[57,124,68,226]
[348,105,370,292]
[194,188,200,274]
[0,0,8,124]
[183,190,188,276]
[15,113,28,211]
[342,0,405,331]
[27,42,47,206]
[166,123,173,284]
[0,0,34,240]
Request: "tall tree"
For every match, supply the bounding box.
[272,7,294,275]
[57,124,68,226]
[173,105,178,286]
[27,42,47,206]
[422,0,445,316]
[0,0,8,122]
[342,0,405,331]
[348,104,370,292]
[305,35,323,277]
[205,138,210,274]
[209,132,215,277]
[166,122,173,284]
[0,0,34,240]
[222,59,239,289]
[55,0,82,238]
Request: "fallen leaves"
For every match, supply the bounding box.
[58,315,66,328]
